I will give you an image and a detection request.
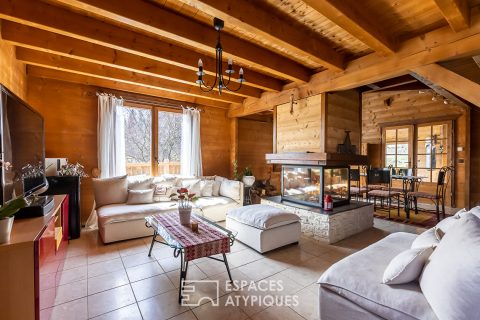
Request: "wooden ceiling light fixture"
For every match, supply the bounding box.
[196,18,245,95]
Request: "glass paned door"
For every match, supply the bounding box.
[416,123,450,183]
[383,126,413,170]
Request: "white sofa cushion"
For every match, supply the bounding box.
[93,175,128,209]
[227,204,300,230]
[153,180,176,202]
[127,189,154,205]
[411,227,439,249]
[219,179,242,202]
[200,180,214,197]
[195,196,240,222]
[127,175,154,190]
[318,232,437,320]
[382,247,434,285]
[420,214,480,320]
[180,178,201,196]
[212,181,221,196]
[97,202,177,225]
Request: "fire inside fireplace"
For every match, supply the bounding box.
[281,165,350,208]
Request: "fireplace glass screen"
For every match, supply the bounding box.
[282,166,350,208]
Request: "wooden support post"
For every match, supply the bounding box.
[229,118,238,180]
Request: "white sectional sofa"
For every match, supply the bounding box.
[93,174,243,243]
[318,207,480,320]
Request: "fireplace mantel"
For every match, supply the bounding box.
[265,152,368,166]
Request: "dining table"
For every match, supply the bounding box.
[391,175,426,218]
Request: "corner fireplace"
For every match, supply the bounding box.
[282,165,350,208]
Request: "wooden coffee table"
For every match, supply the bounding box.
[145,211,236,303]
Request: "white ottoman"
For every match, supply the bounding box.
[226,204,301,253]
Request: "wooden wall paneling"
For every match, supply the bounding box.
[237,117,273,181]
[0,38,27,99]
[27,77,97,223]
[228,118,238,179]
[27,77,232,222]
[326,90,361,153]
[470,107,480,207]
[276,94,324,153]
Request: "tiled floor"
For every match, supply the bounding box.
[40,219,424,320]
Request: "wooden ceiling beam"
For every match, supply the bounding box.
[27,66,231,109]
[2,22,263,99]
[16,47,243,104]
[303,0,396,55]
[228,9,480,117]
[411,63,480,107]
[433,0,470,32]
[45,0,315,82]
[0,0,283,92]
[173,0,345,70]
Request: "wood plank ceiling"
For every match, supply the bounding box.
[1,0,479,111]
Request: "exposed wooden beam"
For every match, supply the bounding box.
[43,0,315,82]
[17,47,243,104]
[473,55,480,69]
[411,63,480,107]
[3,22,263,99]
[173,0,345,69]
[228,9,480,117]
[27,66,230,109]
[433,0,470,32]
[0,0,284,91]
[303,0,396,55]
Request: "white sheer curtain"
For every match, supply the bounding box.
[97,94,126,178]
[180,107,202,176]
[86,94,126,230]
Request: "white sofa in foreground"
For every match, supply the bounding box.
[93,175,243,243]
[318,208,480,320]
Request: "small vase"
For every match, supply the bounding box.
[178,207,192,225]
[242,176,255,187]
[0,216,15,244]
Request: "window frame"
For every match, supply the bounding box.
[381,125,414,170]
[120,101,182,176]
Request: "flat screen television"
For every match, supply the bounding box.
[0,84,46,205]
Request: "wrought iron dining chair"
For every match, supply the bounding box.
[407,166,453,221]
[367,168,401,218]
[350,168,367,201]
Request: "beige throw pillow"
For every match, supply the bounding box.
[127,189,154,205]
[200,180,214,197]
[411,227,439,249]
[212,181,222,196]
[127,175,154,190]
[219,180,241,202]
[93,175,128,208]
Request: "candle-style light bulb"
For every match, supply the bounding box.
[239,68,244,76]
[198,59,203,68]
[228,58,233,66]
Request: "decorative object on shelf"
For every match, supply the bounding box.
[0,197,28,243]
[242,166,255,187]
[170,187,198,225]
[195,17,245,95]
[337,130,357,154]
[58,161,89,178]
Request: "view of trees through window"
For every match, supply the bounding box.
[119,105,182,175]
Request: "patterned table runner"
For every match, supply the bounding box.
[150,211,230,261]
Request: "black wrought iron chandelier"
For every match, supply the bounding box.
[196,18,245,95]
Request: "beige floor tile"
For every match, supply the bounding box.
[88,258,125,278]
[88,250,121,265]
[264,244,315,266]
[263,272,305,295]
[227,249,264,268]
[196,257,234,277]
[167,264,208,288]
[192,294,249,320]
[122,251,157,268]
[137,290,190,320]
[169,310,198,320]
[207,267,254,292]
[62,255,88,270]
[41,279,88,309]
[237,258,287,281]
[126,261,164,282]
[290,284,319,320]
[56,265,88,286]
[230,241,249,253]
[117,239,150,257]
[158,256,182,272]
[88,269,130,295]
[251,306,304,320]
[131,274,175,301]
[181,279,227,307]
[88,284,136,318]
[279,257,331,287]
[39,297,87,320]
[91,303,142,320]
[152,245,176,260]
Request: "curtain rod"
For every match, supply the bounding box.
[96,91,202,112]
